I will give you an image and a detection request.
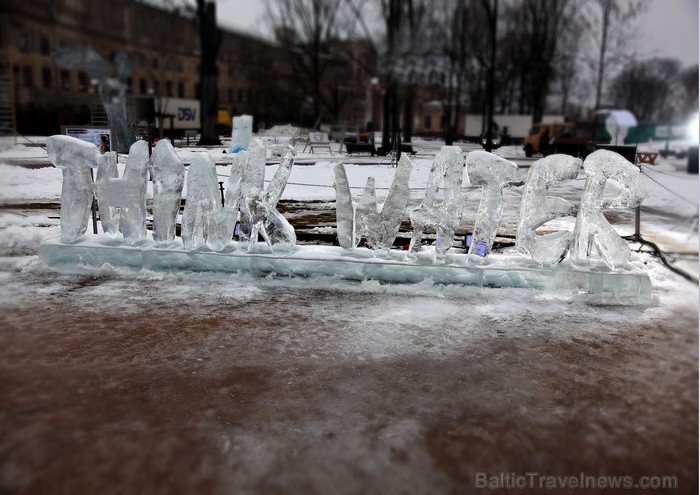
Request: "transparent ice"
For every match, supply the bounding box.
[409,146,464,256]
[149,139,185,243]
[571,149,645,268]
[466,151,522,257]
[181,152,220,249]
[95,152,120,235]
[332,163,361,250]
[239,145,297,250]
[93,141,149,244]
[360,154,413,251]
[230,115,253,153]
[46,135,99,243]
[516,154,581,264]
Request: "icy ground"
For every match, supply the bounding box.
[0,134,698,493]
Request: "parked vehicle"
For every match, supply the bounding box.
[523,122,595,158]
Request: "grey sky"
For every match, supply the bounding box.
[216,0,699,67]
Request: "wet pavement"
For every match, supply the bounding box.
[0,256,697,494]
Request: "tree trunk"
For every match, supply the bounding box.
[197,0,221,146]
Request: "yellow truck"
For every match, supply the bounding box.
[523,122,595,158]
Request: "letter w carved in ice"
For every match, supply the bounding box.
[333,154,412,251]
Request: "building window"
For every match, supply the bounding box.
[152,57,158,69]
[19,32,30,53]
[424,115,432,130]
[78,71,88,91]
[177,81,185,98]
[42,67,52,88]
[60,70,70,90]
[153,80,159,95]
[177,61,183,72]
[227,88,233,103]
[126,77,133,90]
[22,66,33,87]
[40,38,50,55]
[139,78,147,95]
[165,81,173,97]
[238,89,243,103]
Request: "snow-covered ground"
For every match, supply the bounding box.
[0,133,697,493]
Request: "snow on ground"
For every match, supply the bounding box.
[0,134,698,493]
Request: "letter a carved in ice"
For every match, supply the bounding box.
[46,135,99,243]
[571,149,644,268]
[94,141,149,244]
[149,139,185,243]
[466,151,521,257]
[516,154,581,264]
[182,152,220,249]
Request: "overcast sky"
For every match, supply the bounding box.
[216,0,699,68]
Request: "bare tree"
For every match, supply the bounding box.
[583,0,648,110]
[196,0,221,145]
[265,0,348,127]
[610,57,682,121]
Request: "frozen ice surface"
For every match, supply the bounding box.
[571,149,645,269]
[516,154,581,264]
[149,139,184,243]
[38,238,653,305]
[409,146,464,256]
[181,153,221,249]
[230,114,253,152]
[466,151,522,257]
[46,135,99,243]
[361,154,413,251]
[93,141,149,244]
[239,146,297,250]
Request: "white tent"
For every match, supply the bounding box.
[596,109,638,145]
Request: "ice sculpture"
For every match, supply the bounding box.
[46,135,99,243]
[516,154,581,264]
[230,115,253,153]
[95,152,120,235]
[149,139,185,243]
[239,145,297,250]
[364,154,413,250]
[93,141,149,244]
[181,152,220,249]
[333,154,412,252]
[332,163,360,250]
[571,149,644,268]
[409,146,464,255]
[466,151,522,257]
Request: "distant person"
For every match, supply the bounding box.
[100,134,110,154]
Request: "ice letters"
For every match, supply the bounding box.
[333,154,412,251]
[516,154,581,264]
[47,135,299,252]
[49,136,644,270]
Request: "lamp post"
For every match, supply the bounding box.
[484,0,498,153]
